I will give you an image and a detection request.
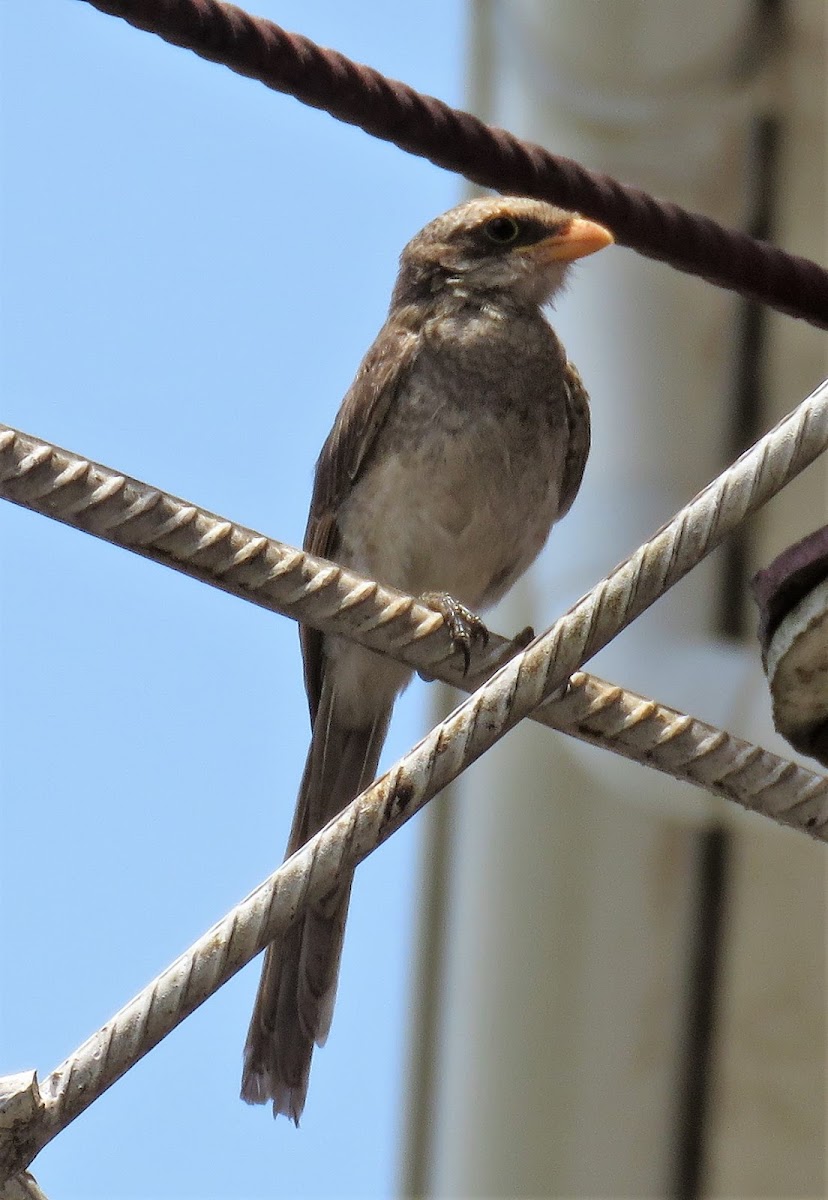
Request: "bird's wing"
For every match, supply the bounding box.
[301,316,421,720]
[557,360,592,520]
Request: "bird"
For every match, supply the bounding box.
[240,195,613,1122]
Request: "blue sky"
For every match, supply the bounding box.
[0,2,465,1195]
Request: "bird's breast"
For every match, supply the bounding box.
[337,316,573,611]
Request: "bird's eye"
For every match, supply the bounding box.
[483,216,521,244]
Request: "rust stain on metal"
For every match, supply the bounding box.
[392,779,414,810]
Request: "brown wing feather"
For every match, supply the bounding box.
[557,360,591,520]
[300,315,421,720]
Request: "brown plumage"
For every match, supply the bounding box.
[241,196,612,1122]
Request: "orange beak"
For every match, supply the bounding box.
[528,215,614,263]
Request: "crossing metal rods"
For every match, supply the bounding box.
[2,374,828,1177]
[3,2,828,1182]
[0,409,826,832]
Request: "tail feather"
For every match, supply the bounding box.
[241,679,391,1122]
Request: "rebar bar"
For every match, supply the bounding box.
[0,635,824,1177]
[2,378,828,1176]
[1,397,827,831]
[1,620,825,1178]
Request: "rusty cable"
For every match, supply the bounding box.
[80,0,828,328]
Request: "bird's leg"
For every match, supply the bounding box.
[420,591,489,676]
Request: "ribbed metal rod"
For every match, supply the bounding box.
[7,666,825,1176]
[0,409,826,830]
[2,379,828,1177]
[0,403,826,832]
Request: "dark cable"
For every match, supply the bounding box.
[81,0,828,329]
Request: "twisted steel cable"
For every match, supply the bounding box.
[81,0,828,328]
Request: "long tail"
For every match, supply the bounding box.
[240,678,391,1123]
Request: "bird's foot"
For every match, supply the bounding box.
[421,592,489,675]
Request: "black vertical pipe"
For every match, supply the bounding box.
[677,5,784,1195]
[671,826,732,1199]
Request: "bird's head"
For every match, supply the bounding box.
[392,196,613,311]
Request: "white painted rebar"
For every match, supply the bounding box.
[4,369,818,694]
[553,672,827,829]
[0,663,825,1178]
[0,416,826,829]
[1,377,828,1178]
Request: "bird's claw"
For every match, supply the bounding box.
[421,592,489,675]
[509,624,535,653]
